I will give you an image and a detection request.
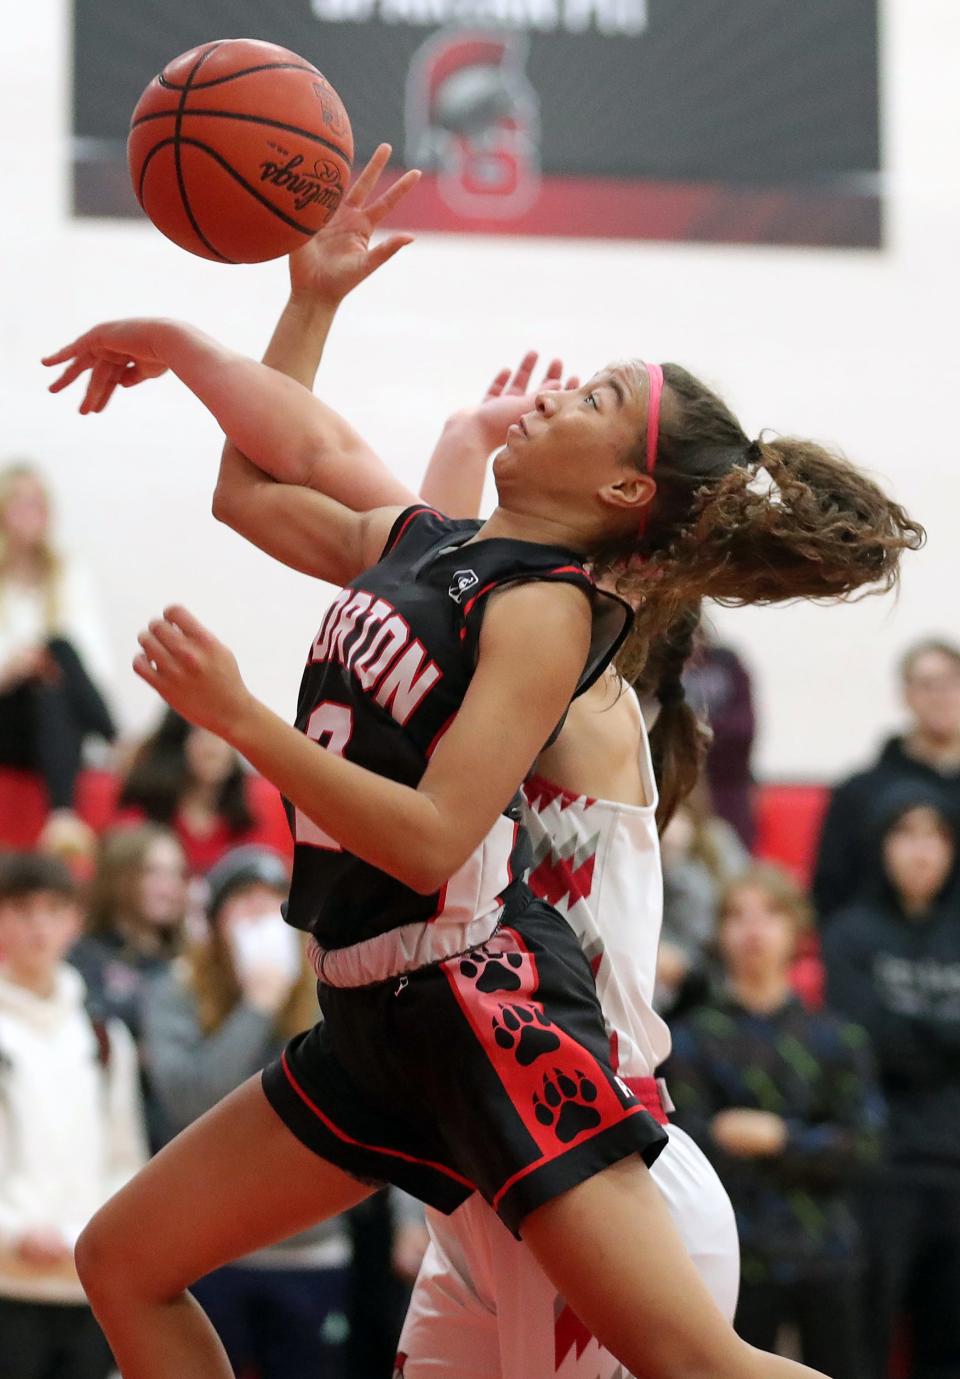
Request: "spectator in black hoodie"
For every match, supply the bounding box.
[814,640,960,922]
[823,781,960,1379]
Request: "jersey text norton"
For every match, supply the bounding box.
[283,506,631,955]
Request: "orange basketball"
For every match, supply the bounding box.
[127,38,353,264]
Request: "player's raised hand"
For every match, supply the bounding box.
[470,351,580,450]
[288,143,421,307]
[133,605,252,740]
[42,319,170,414]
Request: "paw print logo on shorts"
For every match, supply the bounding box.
[458,947,524,993]
[492,1002,561,1066]
[533,1068,602,1143]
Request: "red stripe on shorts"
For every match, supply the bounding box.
[280,1049,477,1190]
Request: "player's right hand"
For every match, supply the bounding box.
[469,351,580,451]
[287,142,421,308]
[42,319,170,414]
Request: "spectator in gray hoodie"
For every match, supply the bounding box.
[142,846,352,1379]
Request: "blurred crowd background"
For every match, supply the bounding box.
[3,1,959,1377]
[2,456,958,1378]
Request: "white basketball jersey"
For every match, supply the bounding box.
[521,699,671,1079]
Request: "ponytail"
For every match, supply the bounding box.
[592,364,924,681]
[630,605,711,832]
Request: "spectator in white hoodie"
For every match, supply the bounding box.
[0,851,147,1379]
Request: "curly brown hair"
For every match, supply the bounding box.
[596,364,925,829]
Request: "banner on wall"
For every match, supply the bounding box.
[73,0,881,247]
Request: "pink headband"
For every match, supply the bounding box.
[638,361,663,536]
[643,362,663,475]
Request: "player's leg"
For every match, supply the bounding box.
[487,1125,738,1379]
[521,1154,831,1379]
[74,1075,373,1379]
[649,1123,740,1322]
[398,1201,502,1379]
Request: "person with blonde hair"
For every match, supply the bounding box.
[0,462,115,831]
[69,823,188,1148]
[666,863,885,1375]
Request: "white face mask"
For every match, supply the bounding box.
[227,909,303,986]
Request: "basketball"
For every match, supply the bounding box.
[127,38,353,264]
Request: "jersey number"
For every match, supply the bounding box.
[294,702,354,852]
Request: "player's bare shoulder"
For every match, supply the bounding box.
[536,668,649,807]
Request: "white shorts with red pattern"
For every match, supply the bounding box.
[395,1122,739,1379]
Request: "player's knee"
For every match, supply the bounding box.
[75,1211,111,1301]
[75,1205,148,1306]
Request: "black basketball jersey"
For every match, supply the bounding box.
[283,505,632,957]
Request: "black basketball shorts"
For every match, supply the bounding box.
[261,895,667,1237]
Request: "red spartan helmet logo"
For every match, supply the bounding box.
[405,29,541,218]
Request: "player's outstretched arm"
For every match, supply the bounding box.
[43,319,400,584]
[420,353,578,518]
[216,142,420,531]
[133,586,591,894]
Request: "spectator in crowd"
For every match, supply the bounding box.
[141,846,352,1379]
[117,708,291,874]
[70,823,188,1148]
[823,781,960,1379]
[0,462,115,834]
[0,852,147,1379]
[814,639,960,922]
[656,781,748,1014]
[666,863,884,1378]
[683,635,757,849]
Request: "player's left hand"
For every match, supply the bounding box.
[133,605,253,741]
[468,351,580,450]
[288,142,421,307]
[42,319,170,414]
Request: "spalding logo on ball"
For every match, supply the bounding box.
[127,38,354,264]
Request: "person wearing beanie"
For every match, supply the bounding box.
[823,780,960,1379]
[0,851,147,1379]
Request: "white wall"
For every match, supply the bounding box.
[2,0,958,779]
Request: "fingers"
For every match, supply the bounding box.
[45,356,92,394]
[538,359,567,393]
[507,351,539,395]
[346,145,421,222]
[136,607,211,671]
[163,604,216,647]
[366,167,421,223]
[132,652,162,693]
[344,142,393,207]
[565,375,580,391]
[364,233,415,277]
[80,360,125,415]
[145,617,189,659]
[120,362,149,387]
[119,360,166,387]
[41,340,84,367]
[485,367,512,400]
